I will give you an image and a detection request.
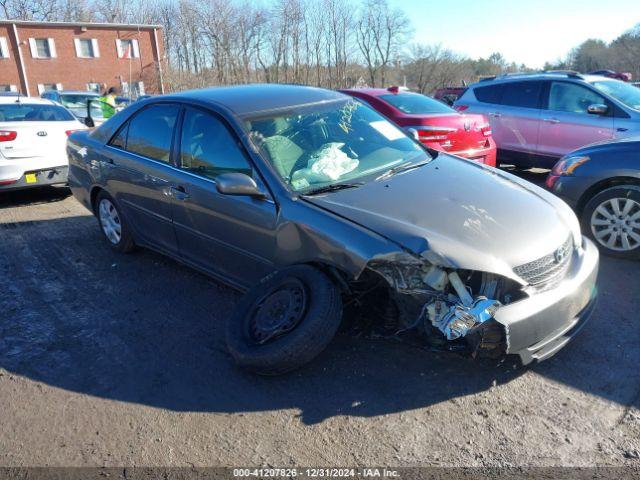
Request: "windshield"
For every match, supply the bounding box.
[0,104,75,122]
[379,93,456,114]
[592,80,640,111]
[245,99,430,193]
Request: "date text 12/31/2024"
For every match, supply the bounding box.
[233,468,400,478]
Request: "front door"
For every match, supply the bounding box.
[169,106,278,288]
[537,81,614,160]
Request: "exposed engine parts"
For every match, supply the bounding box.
[426,297,501,340]
[361,252,510,358]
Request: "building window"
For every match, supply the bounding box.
[87,82,101,93]
[120,81,144,99]
[116,38,139,59]
[0,85,17,92]
[74,38,100,58]
[29,38,56,58]
[37,83,63,95]
[0,37,9,58]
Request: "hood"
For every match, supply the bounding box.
[575,135,640,152]
[304,155,581,281]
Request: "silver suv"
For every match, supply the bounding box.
[455,72,640,168]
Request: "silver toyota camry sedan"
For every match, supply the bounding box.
[67,84,599,375]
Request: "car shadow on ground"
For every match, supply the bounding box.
[0,186,638,425]
[0,185,72,208]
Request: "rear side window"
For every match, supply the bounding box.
[500,81,542,108]
[0,104,74,122]
[473,84,503,104]
[379,93,455,114]
[125,104,179,163]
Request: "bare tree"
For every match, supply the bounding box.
[356,0,409,86]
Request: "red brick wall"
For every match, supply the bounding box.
[0,25,22,90]
[0,22,164,97]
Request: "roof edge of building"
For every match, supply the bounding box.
[0,19,162,30]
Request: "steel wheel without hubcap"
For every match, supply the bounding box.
[590,197,640,252]
[98,198,122,245]
[247,279,308,345]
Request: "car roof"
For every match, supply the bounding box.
[56,90,100,96]
[163,84,346,116]
[341,88,416,98]
[470,72,611,87]
[0,96,58,105]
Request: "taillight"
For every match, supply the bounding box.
[0,130,17,142]
[407,126,456,143]
[65,130,80,136]
[454,105,469,112]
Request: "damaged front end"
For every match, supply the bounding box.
[359,251,524,359]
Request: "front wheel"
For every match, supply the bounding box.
[582,185,640,259]
[226,265,343,375]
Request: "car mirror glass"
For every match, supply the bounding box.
[215,172,266,198]
[587,103,608,115]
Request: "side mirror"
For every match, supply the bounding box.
[216,172,267,198]
[587,103,608,115]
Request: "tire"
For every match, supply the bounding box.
[95,190,135,254]
[226,265,343,375]
[582,185,640,260]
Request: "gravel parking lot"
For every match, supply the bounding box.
[0,175,639,468]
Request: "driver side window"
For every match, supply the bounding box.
[179,107,252,181]
[548,82,605,114]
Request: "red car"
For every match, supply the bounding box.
[341,87,497,167]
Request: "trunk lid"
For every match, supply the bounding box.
[397,113,492,154]
[0,121,77,160]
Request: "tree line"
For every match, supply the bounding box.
[2,0,639,93]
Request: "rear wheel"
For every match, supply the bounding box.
[226,265,343,375]
[582,186,640,259]
[96,191,135,253]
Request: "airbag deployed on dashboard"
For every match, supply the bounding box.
[293,142,359,182]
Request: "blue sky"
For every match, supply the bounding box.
[388,0,640,68]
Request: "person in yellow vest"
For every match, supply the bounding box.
[99,87,119,119]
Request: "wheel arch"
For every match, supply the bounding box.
[576,176,640,216]
[89,185,106,214]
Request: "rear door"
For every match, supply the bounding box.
[537,81,614,159]
[490,81,543,155]
[102,103,181,254]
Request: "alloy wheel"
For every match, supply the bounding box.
[590,197,640,252]
[98,198,122,245]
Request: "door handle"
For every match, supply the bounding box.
[169,185,190,200]
[543,118,560,124]
[488,112,502,118]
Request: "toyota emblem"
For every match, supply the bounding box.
[554,246,568,264]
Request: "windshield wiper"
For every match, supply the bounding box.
[375,160,430,181]
[303,182,364,196]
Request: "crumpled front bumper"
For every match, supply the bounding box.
[495,235,599,365]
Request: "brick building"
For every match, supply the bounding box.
[0,20,165,97]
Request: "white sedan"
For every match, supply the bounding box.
[0,96,86,191]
